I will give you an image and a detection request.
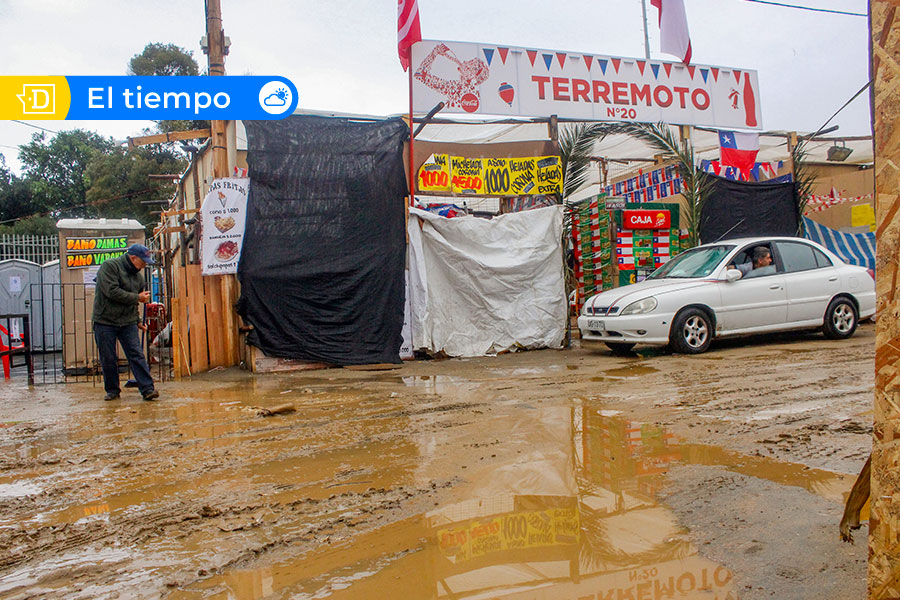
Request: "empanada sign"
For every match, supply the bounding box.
[201,177,249,276]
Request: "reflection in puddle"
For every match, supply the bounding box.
[176,408,740,599]
[602,364,660,379]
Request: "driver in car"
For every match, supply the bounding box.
[731,246,775,278]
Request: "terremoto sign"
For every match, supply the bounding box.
[411,40,761,130]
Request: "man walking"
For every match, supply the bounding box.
[92,244,159,401]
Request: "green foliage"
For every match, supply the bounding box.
[559,123,606,200]
[129,43,208,136]
[85,146,186,227]
[0,216,56,236]
[18,130,116,217]
[128,42,199,76]
[586,122,711,248]
[791,140,815,235]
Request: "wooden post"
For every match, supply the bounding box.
[870,2,900,597]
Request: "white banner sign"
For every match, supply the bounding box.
[201,178,249,276]
[412,40,762,129]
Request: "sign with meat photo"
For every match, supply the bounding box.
[200,177,250,276]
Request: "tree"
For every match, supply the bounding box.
[129,43,208,135]
[128,42,199,76]
[18,130,116,217]
[84,145,186,227]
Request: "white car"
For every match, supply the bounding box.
[577,237,876,354]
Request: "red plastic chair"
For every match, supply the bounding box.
[0,323,25,379]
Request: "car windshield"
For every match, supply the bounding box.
[648,245,735,279]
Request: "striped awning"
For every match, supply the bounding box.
[803,216,875,270]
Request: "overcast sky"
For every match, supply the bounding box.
[0,0,871,174]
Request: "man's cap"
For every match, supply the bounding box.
[127,244,155,265]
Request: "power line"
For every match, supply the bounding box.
[741,0,867,17]
[10,120,59,135]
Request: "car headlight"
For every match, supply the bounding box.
[621,297,657,315]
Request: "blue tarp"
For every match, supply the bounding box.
[803,216,875,270]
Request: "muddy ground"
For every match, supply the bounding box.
[0,324,874,599]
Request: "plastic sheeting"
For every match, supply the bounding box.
[237,116,408,365]
[699,175,799,243]
[407,205,566,357]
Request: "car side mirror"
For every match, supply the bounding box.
[725,269,743,282]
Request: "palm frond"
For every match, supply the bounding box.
[791,140,815,235]
[559,122,608,200]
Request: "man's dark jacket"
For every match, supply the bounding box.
[92,254,145,326]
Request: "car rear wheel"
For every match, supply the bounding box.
[670,308,712,354]
[605,342,635,354]
[823,297,858,340]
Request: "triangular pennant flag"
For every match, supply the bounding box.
[542,53,554,71]
[482,48,494,66]
[700,68,709,83]
[711,67,719,81]
[597,58,608,74]
[498,47,510,64]
[663,63,673,78]
[750,163,761,181]
[612,58,621,73]
[733,70,742,84]
[687,65,696,79]
[711,160,721,175]
[556,52,567,69]
[651,64,660,79]
[583,54,593,71]
[637,60,646,76]
[527,50,538,66]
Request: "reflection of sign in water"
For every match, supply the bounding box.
[438,504,579,563]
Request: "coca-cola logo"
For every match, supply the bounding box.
[460,93,479,113]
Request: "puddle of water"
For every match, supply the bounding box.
[173,407,739,600]
[602,364,660,379]
[0,480,42,498]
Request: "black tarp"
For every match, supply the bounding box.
[237,115,408,365]
[699,175,799,242]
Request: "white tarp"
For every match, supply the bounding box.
[407,205,566,357]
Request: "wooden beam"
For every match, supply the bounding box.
[127,128,211,149]
[871,2,900,597]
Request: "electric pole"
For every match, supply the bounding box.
[204,0,229,178]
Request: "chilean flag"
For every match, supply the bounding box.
[650,0,692,64]
[397,0,422,71]
[719,130,759,181]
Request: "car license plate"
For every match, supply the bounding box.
[587,319,606,332]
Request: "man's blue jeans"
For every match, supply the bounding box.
[93,323,154,396]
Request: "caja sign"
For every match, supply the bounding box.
[623,209,671,229]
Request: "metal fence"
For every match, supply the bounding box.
[0,234,59,264]
[1,282,172,386]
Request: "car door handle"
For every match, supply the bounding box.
[828,277,838,282]
[769,284,781,290]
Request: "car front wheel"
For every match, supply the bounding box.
[670,308,713,354]
[823,297,858,340]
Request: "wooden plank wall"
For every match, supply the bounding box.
[171,265,240,377]
[871,1,900,597]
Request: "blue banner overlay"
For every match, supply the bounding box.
[1,76,298,120]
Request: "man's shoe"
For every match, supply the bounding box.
[104,392,120,401]
[142,389,160,401]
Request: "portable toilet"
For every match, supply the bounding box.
[0,259,42,349]
[56,218,145,374]
[40,260,62,352]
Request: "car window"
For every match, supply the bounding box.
[814,248,833,268]
[776,241,820,273]
[649,245,735,279]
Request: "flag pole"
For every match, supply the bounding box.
[641,0,652,60]
[408,48,416,207]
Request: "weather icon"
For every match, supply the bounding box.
[258,80,296,115]
[264,87,289,107]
